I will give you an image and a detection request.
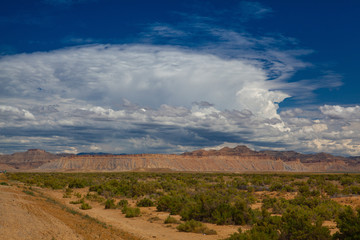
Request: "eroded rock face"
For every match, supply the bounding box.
[2,146,360,172]
[0,149,60,169]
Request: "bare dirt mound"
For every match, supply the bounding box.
[0,179,140,240]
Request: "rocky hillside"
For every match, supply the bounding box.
[1,146,360,172]
[0,149,60,170]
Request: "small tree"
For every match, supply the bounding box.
[279,207,330,240]
[333,206,360,240]
[136,198,154,207]
[104,198,116,209]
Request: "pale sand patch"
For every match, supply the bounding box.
[0,185,81,240]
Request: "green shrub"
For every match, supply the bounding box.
[280,207,330,240]
[74,192,82,198]
[270,182,283,192]
[340,176,353,186]
[65,187,73,194]
[157,194,185,215]
[0,182,9,185]
[324,183,339,196]
[349,185,360,195]
[136,198,154,207]
[80,202,92,210]
[117,199,129,208]
[176,220,216,235]
[104,198,117,209]
[333,206,360,239]
[63,193,71,198]
[225,210,280,240]
[211,203,234,225]
[68,178,86,188]
[85,193,105,203]
[164,215,180,224]
[227,228,278,240]
[43,179,67,189]
[122,206,140,218]
[70,198,84,204]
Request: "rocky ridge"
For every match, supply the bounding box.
[1,146,360,172]
[0,149,60,170]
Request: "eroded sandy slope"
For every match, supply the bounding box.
[0,176,140,240]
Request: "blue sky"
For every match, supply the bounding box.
[1,0,360,156]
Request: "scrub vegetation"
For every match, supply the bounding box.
[7,172,360,239]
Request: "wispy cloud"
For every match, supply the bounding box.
[62,36,99,45]
[238,1,273,22]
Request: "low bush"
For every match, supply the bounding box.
[63,193,71,198]
[74,192,82,198]
[157,194,185,215]
[122,206,140,218]
[80,202,92,210]
[333,206,360,239]
[136,198,154,207]
[177,220,217,235]
[104,198,116,209]
[65,187,73,194]
[164,215,180,224]
[85,193,105,203]
[68,178,87,188]
[117,199,129,208]
[280,207,330,240]
[70,198,84,204]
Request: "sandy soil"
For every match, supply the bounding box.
[0,175,140,240]
[332,195,360,209]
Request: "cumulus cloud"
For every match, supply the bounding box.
[320,105,360,119]
[0,44,357,156]
[0,45,287,112]
[0,105,35,124]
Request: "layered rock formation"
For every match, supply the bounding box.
[1,146,360,172]
[0,149,60,170]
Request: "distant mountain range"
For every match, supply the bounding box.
[1,146,360,172]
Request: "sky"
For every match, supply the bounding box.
[1,0,360,156]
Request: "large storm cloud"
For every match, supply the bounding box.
[0,44,358,155]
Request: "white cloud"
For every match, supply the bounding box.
[0,44,287,113]
[61,146,78,154]
[236,87,289,119]
[0,44,358,156]
[0,105,35,122]
[320,105,360,119]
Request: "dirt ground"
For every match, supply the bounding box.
[332,195,360,209]
[0,175,140,240]
[0,174,239,240]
